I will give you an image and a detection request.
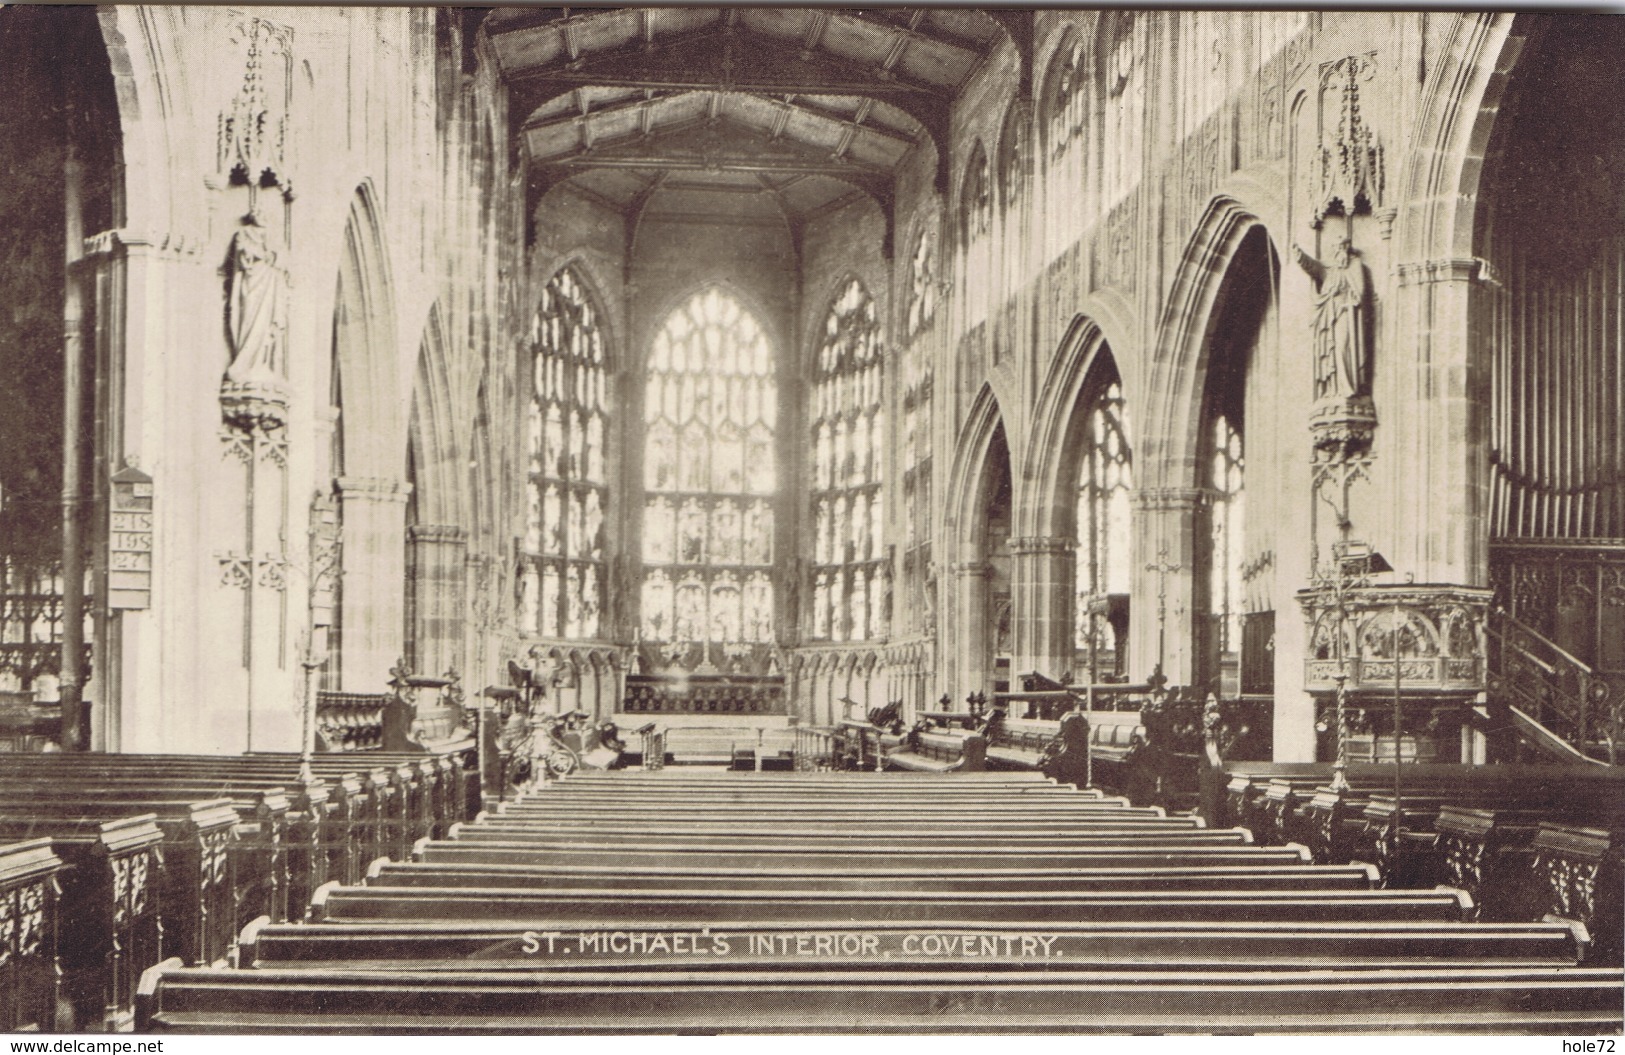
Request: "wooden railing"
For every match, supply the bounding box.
[793,726,836,771]
[1487,607,1617,763]
[636,723,664,771]
[622,674,786,716]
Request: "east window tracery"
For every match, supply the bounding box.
[641,288,776,650]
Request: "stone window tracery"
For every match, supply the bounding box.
[641,288,776,648]
[810,278,886,642]
[998,102,1027,211]
[962,147,992,243]
[907,228,937,338]
[1210,414,1245,660]
[1075,379,1134,660]
[1101,14,1147,206]
[522,267,607,640]
[1047,39,1085,160]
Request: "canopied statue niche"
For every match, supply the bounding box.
[216,15,295,435]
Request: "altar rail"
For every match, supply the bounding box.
[622,674,786,716]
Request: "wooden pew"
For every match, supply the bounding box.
[883,727,987,772]
[139,960,1625,1033]
[1308,768,1625,866]
[488,811,1229,835]
[0,839,65,1033]
[984,716,1061,770]
[0,755,375,892]
[1527,822,1623,964]
[0,779,292,929]
[1223,762,1625,848]
[0,798,239,969]
[309,882,1476,925]
[416,841,1308,872]
[0,814,164,1030]
[558,769,1056,782]
[237,916,1587,971]
[494,799,1153,819]
[254,750,479,837]
[442,832,1296,862]
[363,859,1381,894]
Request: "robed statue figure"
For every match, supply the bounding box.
[1294,238,1369,402]
[225,213,289,386]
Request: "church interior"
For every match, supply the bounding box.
[0,4,1622,1034]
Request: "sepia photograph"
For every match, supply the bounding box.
[0,2,1621,1038]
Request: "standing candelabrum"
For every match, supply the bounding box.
[1144,544,1183,688]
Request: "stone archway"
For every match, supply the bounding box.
[941,383,1013,701]
[404,301,469,683]
[331,183,409,693]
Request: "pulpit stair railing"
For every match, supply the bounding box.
[1487,608,1616,763]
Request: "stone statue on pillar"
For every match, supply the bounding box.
[1295,238,1369,403]
[221,212,290,431]
[1295,237,1376,459]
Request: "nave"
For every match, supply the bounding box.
[1,747,1621,1034]
[129,770,1621,1034]
[1,5,1624,1036]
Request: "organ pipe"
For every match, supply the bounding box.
[1490,235,1623,540]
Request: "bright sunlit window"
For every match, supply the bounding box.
[521,266,607,640]
[641,288,776,647]
[810,278,886,642]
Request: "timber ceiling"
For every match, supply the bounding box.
[481,7,1020,247]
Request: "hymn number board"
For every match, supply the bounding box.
[110,465,154,610]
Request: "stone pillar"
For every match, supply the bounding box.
[405,523,467,680]
[951,561,992,700]
[1008,536,1077,682]
[336,475,411,692]
[1129,489,1209,687]
[1389,259,1490,585]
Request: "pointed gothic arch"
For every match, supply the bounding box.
[331,181,409,692]
[1147,195,1275,491]
[942,383,1014,699]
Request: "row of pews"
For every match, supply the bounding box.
[136,769,1625,1034]
[826,703,1165,799]
[0,750,476,1031]
[1223,761,1625,961]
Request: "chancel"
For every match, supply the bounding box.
[0,5,1621,1036]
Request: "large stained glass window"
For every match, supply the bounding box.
[902,232,935,634]
[1075,379,1134,663]
[641,288,776,650]
[810,279,886,642]
[521,267,607,640]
